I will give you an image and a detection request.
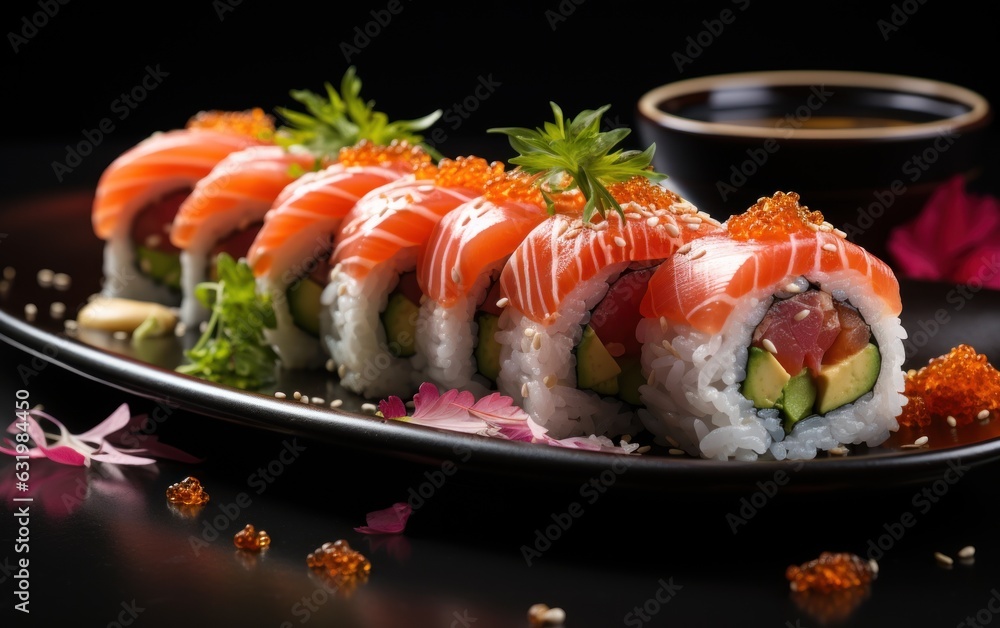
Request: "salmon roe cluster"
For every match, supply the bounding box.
[165,476,210,506]
[435,156,505,192]
[727,191,826,240]
[233,524,272,551]
[337,139,434,175]
[484,168,584,212]
[898,344,1000,427]
[307,540,371,588]
[786,552,876,593]
[607,177,683,212]
[186,108,275,140]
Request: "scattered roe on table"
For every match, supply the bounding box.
[234,524,271,551]
[307,540,371,591]
[165,476,210,506]
[727,191,826,240]
[786,552,876,593]
[898,344,1000,428]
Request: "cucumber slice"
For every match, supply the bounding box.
[287,278,323,337]
[475,313,502,383]
[381,292,418,357]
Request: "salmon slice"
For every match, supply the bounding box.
[92,128,268,241]
[333,157,503,280]
[417,169,583,307]
[641,230,903,333]
[500,184,721,324]
[169,145,326,252]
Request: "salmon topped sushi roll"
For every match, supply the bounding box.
[321,155,503,398]
[91,108,274,304]
[248,140,437,369]
[496,177,720,439]
[638,192,906,460]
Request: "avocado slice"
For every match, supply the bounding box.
[775,368,818,432]
[576,325,622,390]
[135,245,181,290]
[815,342,881,414]
[381,292,419,357]
[617,356,645,406]
[287,278,324,337]
[475,312,502,382]
[742,346,791,409]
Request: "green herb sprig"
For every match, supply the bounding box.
[275,66,443,160]
[489,102,665,222]
[176,253,278,390]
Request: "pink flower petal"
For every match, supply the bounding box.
[354,502,413,535]
[75,403,132,442]
[951,245,1000,289]
[377,396,407,420]
[90,440,157,466]
[41,445,89,466]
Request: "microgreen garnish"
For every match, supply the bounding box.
[176,253,278,390]
[489,102,665,222]
[275,66,443,159]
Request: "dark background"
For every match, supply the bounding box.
[2,0,997,193]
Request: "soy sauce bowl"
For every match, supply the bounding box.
[636,70,992,261]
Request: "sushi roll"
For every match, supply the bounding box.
[322,155,503,398]
[91,109,274,304]
[248,140,437,370]
[414,167,581,397]
[496,177,720,439]
[169,144,328,327]
[638,191,907,461]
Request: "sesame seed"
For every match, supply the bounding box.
[24,303,37,321]
[829,446,849,456]
[935,552,954,567]
[49,301,66,319]
[310,397,324,405]
[664,223,680,237]
[676,243,692,255]
[496,297,509,308]
[958,545,976,559]
[833,228,847,238]
[36,269,54,287]
[822,243,838,253]
[869,559,879,575]
[337,364,347,378]
[325,358,335,372]
[685,222,701,230]
[64,319,78,332]
[689,248,706,260]
[543,374,557,388]
[451,267,462,284]
[329,399,343,408]
[947,415,958,427]
[794,309,810,322]
[914,436,929,447]
[646,216,659,227]
[532,333,542,351]
[668,448,686,456]
[521,382,529,398]
[978,409,990,420]
[806,222,820,231]
[53,273,71,290]
[112,330,128,340]
[659,316,668,331]
[274,392,287,399]
[2,266,14,280]
[620,434,632,443]
[614,236,627,248]
[293,391,302,400]
[635,445,651,454]
[784,282,802,293]
[524,327,536,338]
[762,339,778,354]
[361,403,378,414]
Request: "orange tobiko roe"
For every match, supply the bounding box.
[186,108,275,141]
[607,176,683,210]
[337,139,435,176]
[434,156,505,192]
[786,552,876,593]
[483,168,585,212]
[165,476,210,506]
[727,191,826,240]
[898,344,1000,428]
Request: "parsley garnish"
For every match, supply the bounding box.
[274,66,443,160]
[489,102,665,222]
[176,254,278,390]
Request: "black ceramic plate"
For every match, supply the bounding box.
[3,189,1000,493]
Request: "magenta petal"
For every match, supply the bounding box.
[43,445,89,466]
[951,245,1000,289]
[378,396,408,420]
[354,502,413,535]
